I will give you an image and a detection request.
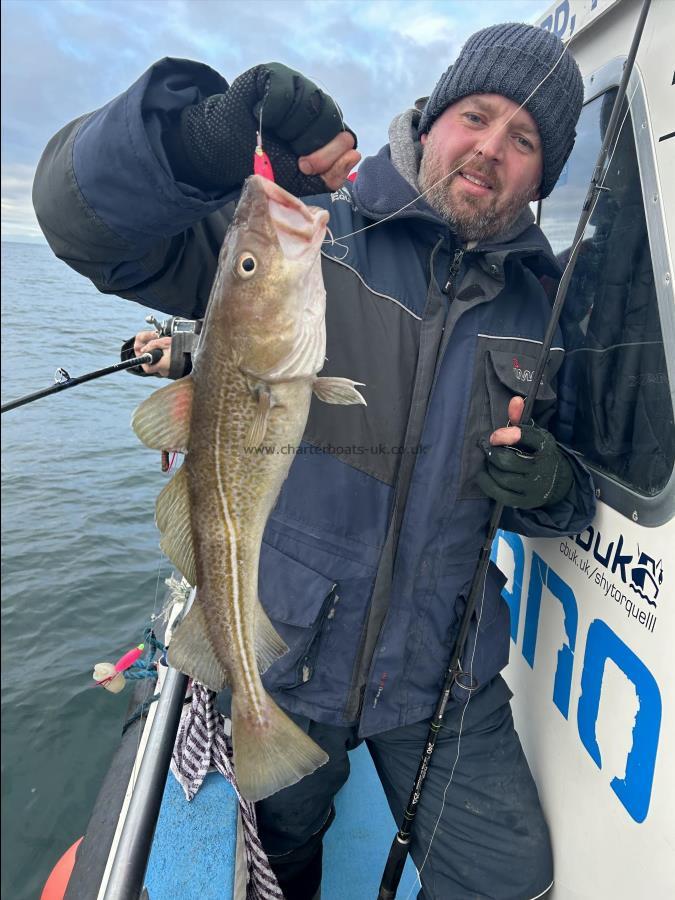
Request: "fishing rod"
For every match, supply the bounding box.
[377,1,652,896]
[0,349,163,414]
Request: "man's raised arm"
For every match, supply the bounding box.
[32,58,359,319]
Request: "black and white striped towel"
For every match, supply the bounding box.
[171,682,284,900]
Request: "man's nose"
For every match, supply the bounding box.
[475,125,506,161]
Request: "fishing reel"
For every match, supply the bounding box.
[145,315,202,339]
[144,315,202,382]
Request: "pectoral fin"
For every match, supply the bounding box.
[132,376,194,451]
[313,377,367,406]
[246,387,272,449]
[156,464,196,587]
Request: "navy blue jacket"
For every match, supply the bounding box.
[33,59,595,737]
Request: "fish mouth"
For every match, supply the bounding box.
[248,175,329,260]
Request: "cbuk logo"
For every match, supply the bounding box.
[512,357,534,382]
[574,526,664,608]
[630,551,663,606]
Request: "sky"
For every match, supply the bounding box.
[1,0,552,243]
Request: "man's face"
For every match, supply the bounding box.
[419,94,543,242]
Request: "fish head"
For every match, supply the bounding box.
[213,175,330,381]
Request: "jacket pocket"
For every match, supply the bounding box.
[258,541,338,690]
[450,561,510,702]
[485,348,556,425]
[459,340,561,499]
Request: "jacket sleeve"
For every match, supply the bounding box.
[32,58,239,319]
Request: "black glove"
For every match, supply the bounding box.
[178,62,356,196]
[476,422,574,509]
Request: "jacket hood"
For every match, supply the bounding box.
[351,105,560,274]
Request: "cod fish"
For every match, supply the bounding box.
[132,175,365,802]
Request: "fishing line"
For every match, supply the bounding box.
[128,551,169,792]
[306,72,349,134]
[399,71,646,896]
[323,44,570,248]
[324,226,350,260]
[257,101,266,153]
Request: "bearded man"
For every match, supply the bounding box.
[34,22,594,900]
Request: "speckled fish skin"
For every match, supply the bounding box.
[186,176,328,701]
[133,175,366,801]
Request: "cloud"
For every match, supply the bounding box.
[1,0,549,242]
[1,163,42,241]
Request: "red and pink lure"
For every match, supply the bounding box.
[113,643,145,673]
[94,643,145,690]
[254,131,275,182]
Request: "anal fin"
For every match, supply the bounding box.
[255,602,288,673]
[156,464,196,587]
[168,598,228,692]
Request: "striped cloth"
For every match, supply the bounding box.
[171,682,284,900]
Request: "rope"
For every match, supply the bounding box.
[123,627,167,680]
[122,693,161,735]
[118,627,168,730]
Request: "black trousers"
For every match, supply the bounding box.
[256,680,554,900]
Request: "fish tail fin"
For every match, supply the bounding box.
[168,598,229,692]
[231,691,328,802]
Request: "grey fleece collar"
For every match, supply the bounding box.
[386,106,535,247]
[388,108,424,192]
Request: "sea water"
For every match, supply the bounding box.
[1,240,174,900]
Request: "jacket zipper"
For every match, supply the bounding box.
[443,248,464,296]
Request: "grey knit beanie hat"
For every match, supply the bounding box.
[418,23,584,198]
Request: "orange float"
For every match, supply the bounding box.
[40,837,83,900]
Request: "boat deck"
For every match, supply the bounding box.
[145,742,418,898]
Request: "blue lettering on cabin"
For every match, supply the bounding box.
[577,620,662,824]
[540,0,578,37]
[491,532,662,822]
[522,552,578,719]
[490,531,524,641]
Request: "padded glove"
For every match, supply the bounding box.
[477,422,574,509]
[179,62,356,196]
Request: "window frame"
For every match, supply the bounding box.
[538,57,675,527]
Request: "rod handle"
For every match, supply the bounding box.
[377,833,410,900]
[145,348,164,365]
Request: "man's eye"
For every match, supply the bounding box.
[515,136,533,150]
[464,113,482,124]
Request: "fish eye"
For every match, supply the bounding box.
[237,253,257,279]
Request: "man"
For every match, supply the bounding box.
[34,23,594,900]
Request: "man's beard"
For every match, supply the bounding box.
[418,136,537,243]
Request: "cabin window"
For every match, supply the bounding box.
[541,86,675,510]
